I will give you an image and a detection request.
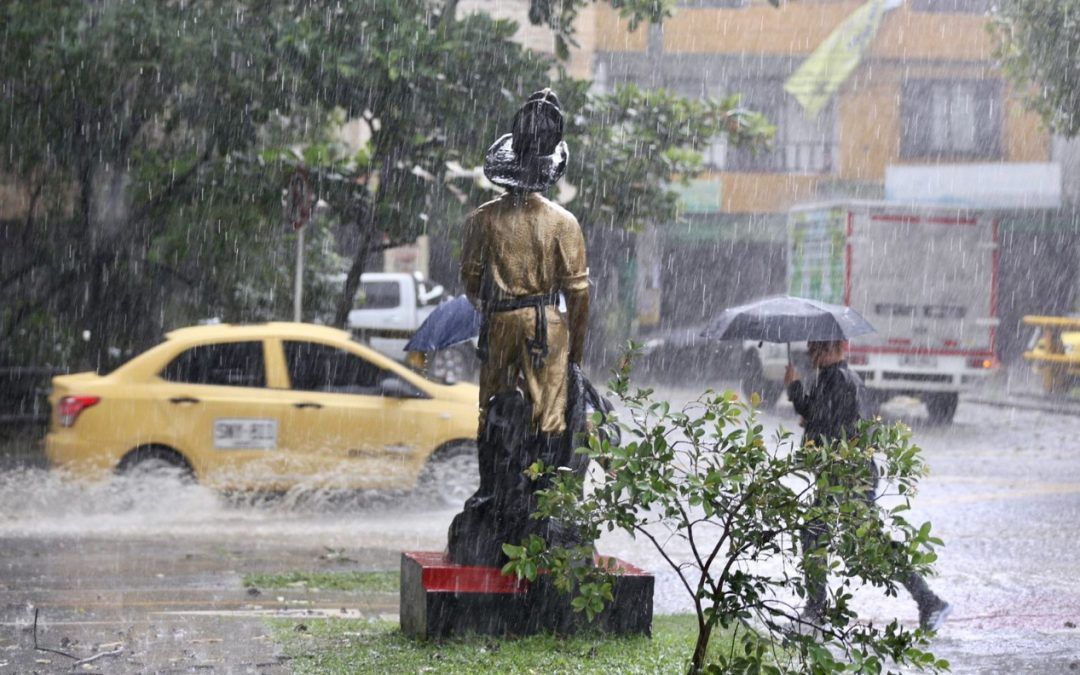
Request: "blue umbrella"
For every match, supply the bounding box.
[404,295,481,353]
[701,295,875,344]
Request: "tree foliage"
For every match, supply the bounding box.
[278,4,771,331]
[994,0,1080,137]
[524,0,675,60]
[561,85,772,235]
[503,349,948,674]
[263,1,558,328]
[0,0,331,367]
[0,0,771,369]
[523,0,781,60]
[551,85,773,360]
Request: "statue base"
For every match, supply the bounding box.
[400,551,653,638]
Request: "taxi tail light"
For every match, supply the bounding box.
[966,357,995,370]
[57,395,100,427]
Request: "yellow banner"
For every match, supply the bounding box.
[784,0,898,116]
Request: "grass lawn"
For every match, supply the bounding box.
[275,614,732,674]
[243,570,399,593]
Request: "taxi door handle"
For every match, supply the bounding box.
[169,396,200,405]
[293,401,323,410]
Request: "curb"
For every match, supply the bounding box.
[964,395,1080,417]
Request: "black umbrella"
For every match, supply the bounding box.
[404,295,481,353]
[701,295,875,360]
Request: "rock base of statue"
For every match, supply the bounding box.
[447,371,601,568]
[410,367,651,637]
[400,551,653,638]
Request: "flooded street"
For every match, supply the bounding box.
[5,1,1080,672]
[1,390,1078,673]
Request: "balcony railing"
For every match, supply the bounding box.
[722,140,835,174]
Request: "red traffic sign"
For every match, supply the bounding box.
[285,169,315,231]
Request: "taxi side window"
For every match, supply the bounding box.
[284,341,387,395]
[162,341,266,387]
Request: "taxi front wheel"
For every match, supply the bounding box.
[416,442,479,508]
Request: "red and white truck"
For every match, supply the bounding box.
[742,201,999,424]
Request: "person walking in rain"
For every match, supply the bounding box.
[785,339,952,632]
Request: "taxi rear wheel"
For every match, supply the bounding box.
[116,446,195,483]
[417,442,479,508]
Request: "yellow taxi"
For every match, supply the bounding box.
[45,323,480,502]
[1023,315,1080,396]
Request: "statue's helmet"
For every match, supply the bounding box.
[483,88,569,193]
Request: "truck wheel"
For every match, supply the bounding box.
[924,393,958,425]
[430,345,478,383]
[741,352,782,410]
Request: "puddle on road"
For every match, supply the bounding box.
[0,467,455,548]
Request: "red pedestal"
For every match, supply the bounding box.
[400,551,653,638]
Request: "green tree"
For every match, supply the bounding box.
[0,0,546,365]
[277,3,772,331]
[504,350,948,674]
[0,0,770,370]
[523,0,674,60]
[264,1,558,328]
[0,0,326,368]
[994,0,1080,136]
[522,0,780,60]
[555,84,771,360]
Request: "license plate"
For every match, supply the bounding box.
[899,354,938,368]
[213,418,278,450]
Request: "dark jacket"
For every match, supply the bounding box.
[787,361,868,447]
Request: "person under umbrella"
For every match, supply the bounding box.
[786,339,952,634]
[402,295,480,374]
[702,296,952,633]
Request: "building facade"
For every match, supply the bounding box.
[589,0,1074,362]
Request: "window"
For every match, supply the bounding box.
[285,341,393,395]
[716,85,835,174]
[354,280,400,310]
[162,342,265,388]
[902,80,1000,159]
[910,0,991,14]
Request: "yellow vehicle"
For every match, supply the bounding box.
[1022,315,1080,396]
[45,323,480,503]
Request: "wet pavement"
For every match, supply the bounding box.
[0,537,400,673]
[1,390,1079,673]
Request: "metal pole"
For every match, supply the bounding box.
[293,226,304,322]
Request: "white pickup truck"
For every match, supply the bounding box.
[742,201,999,424]
[347,272,477,382]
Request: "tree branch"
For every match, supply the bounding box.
[632,523,697,601]
[134,146,215,235]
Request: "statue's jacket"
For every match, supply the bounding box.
[460,192,589,434]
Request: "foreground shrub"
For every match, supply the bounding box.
[504,349,948,674]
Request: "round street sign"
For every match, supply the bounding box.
[286,168,315,231]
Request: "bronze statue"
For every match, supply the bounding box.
[448,89,599,568]
[461,89,590,436]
